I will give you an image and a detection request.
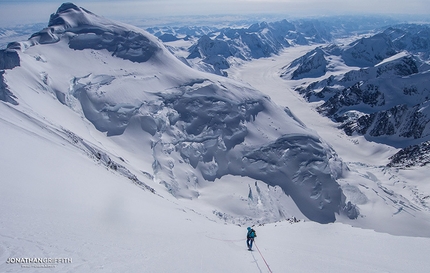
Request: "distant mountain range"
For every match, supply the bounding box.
[282,24,430,167]
[146,19,430,168]
[146,16,405,76]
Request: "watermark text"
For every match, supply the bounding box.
[6,257,72,269]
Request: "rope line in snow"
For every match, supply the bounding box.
[254,241,273,273]
[205,234,273,272]
[205,235,244,242]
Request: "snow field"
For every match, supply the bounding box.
[2,82,430,272]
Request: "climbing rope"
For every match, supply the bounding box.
[205,234,273,272]
[204,235,244,242]
[254,241,273,273]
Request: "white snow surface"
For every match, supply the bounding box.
[228,47,430,235]
[2,3,351,224]
[1,3,430,273]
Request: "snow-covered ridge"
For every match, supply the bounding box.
[184,19,331,76]
[149,16,408,76]
[281,47,328,79]
[21,3,160,63]
[0,3,356,224]
[283,24,430,167]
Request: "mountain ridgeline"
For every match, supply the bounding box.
[147,16,403,76]
[283,24,430,167]
[146,18,429,167]
[0,3,360,224]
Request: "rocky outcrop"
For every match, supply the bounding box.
[0,49,20,70]
[388,141,430,167]
[282,47,327,80]
[0,71,18,105]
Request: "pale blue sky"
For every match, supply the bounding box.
[0,0,429,26]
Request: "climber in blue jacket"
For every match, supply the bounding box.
[246,227,257,250]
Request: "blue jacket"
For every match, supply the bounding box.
[247,227,256,238]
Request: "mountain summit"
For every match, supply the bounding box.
[0,3,358,223]
[31,2,161,63]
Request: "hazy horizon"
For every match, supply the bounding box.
[0,0,429,27]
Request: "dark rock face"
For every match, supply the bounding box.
[376,56,418,77]
[0,71,18,105]
[285,47,327,80]
[339,103,430,139]
[287,25,430,168]
[68,31,159,63]
[317,82,385,117]
[388,141,430,167]
[292,39,429,141]
[0,49,20,70]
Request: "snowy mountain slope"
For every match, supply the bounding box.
[281,23,430,82]
[280,25,430,169]
[384,24,430,59]
[2,4,430,272]
[147,25,217,42]
[281,33,399,80]
[150,16,406,77]
[340,33,397,67]
[0,3,355,225]
[1,84,430,272]
[282,47,328,80]
[228,47,430,237]
[184,19,333,76]
[1,114,429,273]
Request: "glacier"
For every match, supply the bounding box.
[0,3,356,223]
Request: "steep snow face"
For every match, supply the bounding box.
[384,24,430,59]
[341,33,397,67]
[281,47,328,79]
[1,3,354,223]
[187,35,232,75]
